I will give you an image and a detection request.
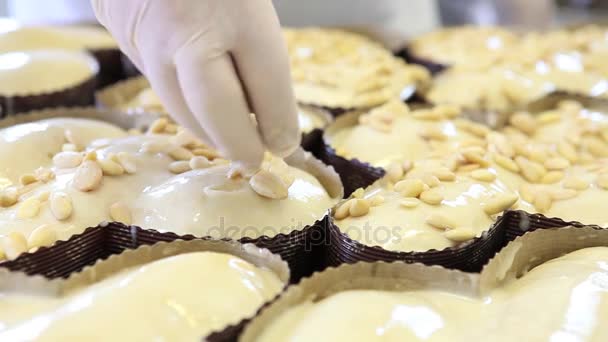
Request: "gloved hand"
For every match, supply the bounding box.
[92,0,300,170]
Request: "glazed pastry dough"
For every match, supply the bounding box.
[0,252,283,341]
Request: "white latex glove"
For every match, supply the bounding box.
[92,0,300,169]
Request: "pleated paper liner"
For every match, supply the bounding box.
[500,210,605,246]
[0,219,329,284]
[0,51,100,118]
[326,212,507,273]
[241,225,608,341]
[395,46,448,75]
[0,237,289,342]
[89,48,126,88]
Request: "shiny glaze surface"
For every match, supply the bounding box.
[0,252,283,341]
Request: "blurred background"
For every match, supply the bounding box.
[0,0,606,49]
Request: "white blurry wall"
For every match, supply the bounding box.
[0,0,439,48]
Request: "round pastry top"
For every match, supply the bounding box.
[426,58,608,112]
[284,28,429,109]
[0,251,283,341]
[0,50,98,95]
[256,247,608,342]
[409,26,519,69]
[0,117,338,259]
[333,157,520,252]
[0,118,127,187]
[0,25,117,53]
[132,162,336,239]
[327,101,480,167]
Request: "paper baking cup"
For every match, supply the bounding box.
[0,237,289,342]
[1,219,323,283]
[395,46,448,75]
[242,224,608,341]
[326,212,507,273]
[89,48,126,88]
[0,51,99,118]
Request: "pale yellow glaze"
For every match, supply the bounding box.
[0,252,283,341]
[0,118,126,186]
[0,117,337,256]
[0,26,117,53]
[0,135,174,242]
[328,101,475,167]
[336,159,518,252]
[427,57,608,112]
[284,28,430,109]
[0,50,97,95]
[410,26,519,69]
[132,164,336,239]
[258,247,608,342]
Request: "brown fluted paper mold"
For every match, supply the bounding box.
[395,46,448,75]
[121,52,141,78]
[500,210,604,245]
[0,238,289,342]
[326,180,507,273]
[241,225,608,341]
[89,48,126,88]
[0,106,160,132]
[0,51,99,118]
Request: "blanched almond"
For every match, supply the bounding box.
[483,193,519,215]
[147,117,168,134]
[53,151,83,169]
[334,199,354,220]
[27,224,57,249]
[169,161,191,174]
[394,179,425,197]
[426,214,456,230]
[399,198,420,208]
[444,228,476,242]
[563,177,589,191]
[50,192,72,221]
[17,197,41,219]
[189,156,212,170]
[349,199,370,217]
[73,161,103,192]
[99,159,125,176]
[419,189,444,205]
[168,146,194,161]
[249,170,289,199]
[2,232,27,260]
[470,169,496,182]
[116,152,137,174]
